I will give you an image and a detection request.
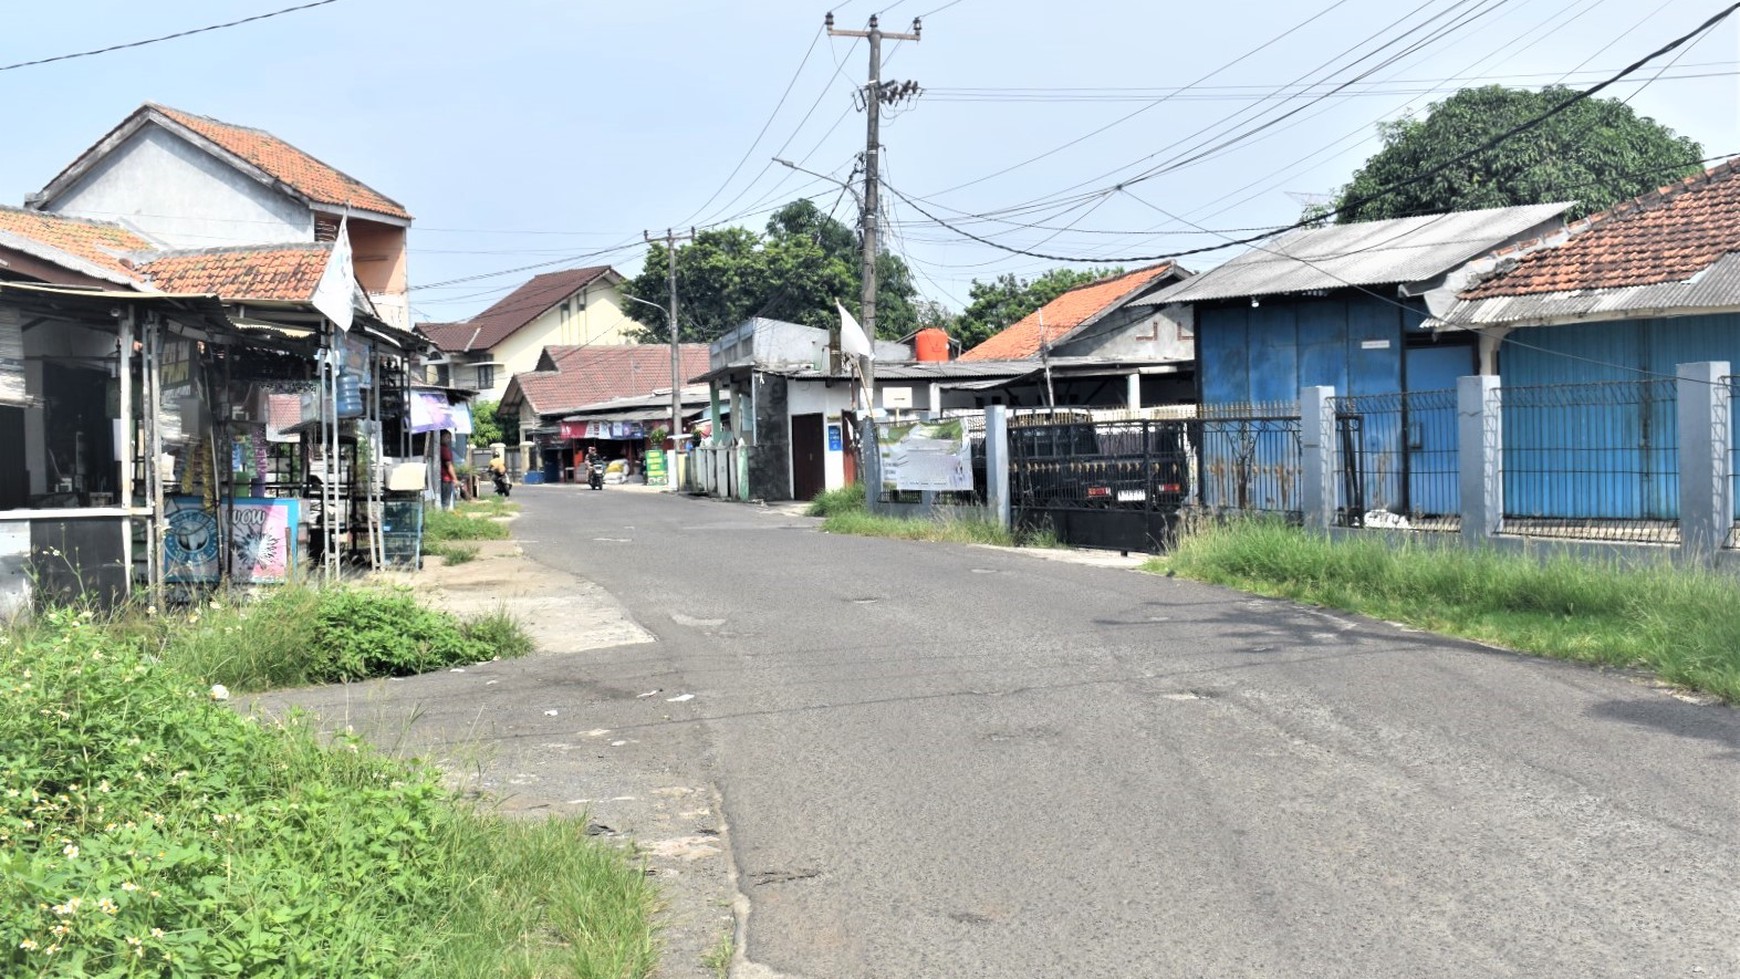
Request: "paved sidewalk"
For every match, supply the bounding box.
[245,530,738,979]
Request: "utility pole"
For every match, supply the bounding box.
[826,10,921,388]
[644,227,695,463]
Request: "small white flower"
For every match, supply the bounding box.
[208,684,230,701]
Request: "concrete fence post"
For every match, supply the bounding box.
[1299,386,1336,530]
[1458,374,1503,544]
[985,405,1012,530]
[1677,361,1731,562]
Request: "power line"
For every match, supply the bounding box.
[0,0,342,72]
[885,3,1740,266]
[677,28,826,228]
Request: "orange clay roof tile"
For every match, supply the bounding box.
[959,264,1176,361]
[151,104,410,221]
[1463,159,1740,300]
[138,243,333,302]
[0,205,151,281]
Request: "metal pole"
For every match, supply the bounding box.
[117,308,134,585]
[827,11,920,379]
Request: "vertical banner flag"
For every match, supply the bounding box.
[311,217,355,331]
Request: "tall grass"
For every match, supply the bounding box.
[426,507,511,542]
[804,483,866,517]
[1152,519,1740,701]
[821,509,1021,546]
[121,587,535,693]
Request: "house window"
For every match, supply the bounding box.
[475,364,496,390]
[572,289,587,311]
[560,301,571,326]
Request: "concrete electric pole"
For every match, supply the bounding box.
[826,11,921,390]
[644,227,695,456]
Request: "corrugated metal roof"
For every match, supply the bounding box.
[1137,203,1572,305]
[1435,252,1740,326]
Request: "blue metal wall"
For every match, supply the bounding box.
[1500,314,1740,521]
[1198,292,1435,403]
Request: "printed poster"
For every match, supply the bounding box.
[164,496,220,584]
[226,498,300,584]
[646,449,668,486]
[877,419,973,492]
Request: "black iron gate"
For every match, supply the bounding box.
[1008,418,1190,553]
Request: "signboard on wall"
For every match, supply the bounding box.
[646,449,668,486]
[877,419,973,492]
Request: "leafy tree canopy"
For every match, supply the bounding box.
[1333,85,1703,223]
[621,199,921,344]
[469,399,516,446]
[954,267,1121,351]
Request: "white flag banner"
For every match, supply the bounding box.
[311,217,355,332]
[836,301,875,360]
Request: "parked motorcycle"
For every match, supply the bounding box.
[588,460,605,490]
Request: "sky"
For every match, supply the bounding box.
[2,0,1736,326]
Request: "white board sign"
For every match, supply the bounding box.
[877,419,973,492]
[882,386,913,409]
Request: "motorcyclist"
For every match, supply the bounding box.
[488,451,510,496]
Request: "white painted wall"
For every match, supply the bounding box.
[784,380,854,493]
[48,126,312,249]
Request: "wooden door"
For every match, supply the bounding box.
[790,413,826,501]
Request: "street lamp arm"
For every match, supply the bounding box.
[774,157,864,208]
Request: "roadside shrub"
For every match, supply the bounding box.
[309,588,488,682]
[0,610,657,977]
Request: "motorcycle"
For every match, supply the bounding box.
[490,469,512,498]
[588,459,605,491]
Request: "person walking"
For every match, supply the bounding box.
[439,430,458,510]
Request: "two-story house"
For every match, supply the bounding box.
[25,103,413,329]
[417,265,643,402]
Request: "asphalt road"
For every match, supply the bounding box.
[515,485,1740,979]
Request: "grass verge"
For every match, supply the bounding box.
[426,507,511,543]
[1,609,657,977]
[810,485,1061,548]
[804,484,865,517]
[427,541,480,565]
[1148,518,1740,701]
[457,497,520,519]
[124,587,534,693]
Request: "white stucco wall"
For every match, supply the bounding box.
[785,380,852,493]
[47,126,312,249]
[487,281,647,403]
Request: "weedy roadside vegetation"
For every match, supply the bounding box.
[808,483,1060,548]
[1148,518,1740,702]
[0,608,658,978]
[118,586,532,694]
[425,507,511,543]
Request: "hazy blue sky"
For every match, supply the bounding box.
[2,0,1735,323]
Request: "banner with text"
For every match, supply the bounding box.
[877,419,973,492]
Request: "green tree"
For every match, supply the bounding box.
[620,199,921,344]
[469,399,516,446]
[1334,85,1703,223]
[955,267,1120,351]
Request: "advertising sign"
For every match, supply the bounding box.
[877,419,973,492]
[164,496,221,583]
[226,499,300,584]
[646,449,668,486]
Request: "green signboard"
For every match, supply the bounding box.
[646,448,668,486]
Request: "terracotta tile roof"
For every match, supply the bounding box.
[417,322,481,353]
[1462,159,1740,300]
[960,263,1178,361]
[456,267,620,352]
[150,104,410,221]
[138,243,332,302]
[508,344,711,416]
[0,204,151,282]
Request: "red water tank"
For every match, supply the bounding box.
[914,327,951,362]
